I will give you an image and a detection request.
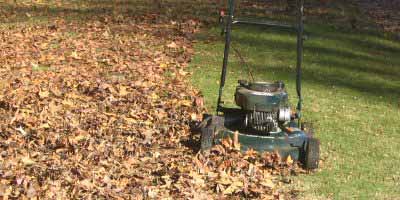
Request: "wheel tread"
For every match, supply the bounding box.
[305,138,320,169]
[200,127,214,151]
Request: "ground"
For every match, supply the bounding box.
[0,0,399,199]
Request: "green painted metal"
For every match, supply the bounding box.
[214,128,304,160]
[235,81,289,112]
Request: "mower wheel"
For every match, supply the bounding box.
[304,138,320,170]
[200,127,214,151]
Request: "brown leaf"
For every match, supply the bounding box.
[39,90,50,98]
[167,42,178,48]
[118,86,129,96]
[286,155,294,165]
[194,96,204,107]
[233,131,241,151]
[21,156,35,166]
[26,184,37,198]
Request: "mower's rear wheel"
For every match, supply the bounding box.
[200,127,214,151]
[304,138,320,170]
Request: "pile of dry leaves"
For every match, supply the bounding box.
[0,1,302,199]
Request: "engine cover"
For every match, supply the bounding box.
[235,81,289,112]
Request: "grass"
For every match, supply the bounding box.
[189,2,400,199]
[0,0,217,28]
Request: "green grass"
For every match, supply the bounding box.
[189,6,400,200]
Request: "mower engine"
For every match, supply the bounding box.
[235,80,292,134]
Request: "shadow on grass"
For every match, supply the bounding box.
[235,27,400,67]
[252,62,399,97]
[225,26,400,101]
[318,29,400,52]
[0,0,219,25]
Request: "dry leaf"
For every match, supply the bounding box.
[260,179,275,189]
[26,184,37,198]
[167,42,178,48]
[40,123,50,129]
[180,100,192,107]
[39,90,50,98]
[233,131,241,151]
[286,155,294,165]
[71,51,81,59]
[119,86,129,96]
[21,157,35,166]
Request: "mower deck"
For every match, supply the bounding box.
[200,110,319,169]
[214,127,306,160]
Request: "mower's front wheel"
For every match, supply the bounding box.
[303,138,320,170]
[200,127,214,151]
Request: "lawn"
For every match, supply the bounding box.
[189,1,400,199]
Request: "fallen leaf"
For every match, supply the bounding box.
[159,63,168,68]
[16,126,28,137]
[40,123,50,129]
[286,155,294,165]
[26,184,37,198]
[21,157,35,166]
[71,51,81,59]
[223,180,243,195]
[180,100,192,107]
[39,90,50,98]
[260,179,275,189]
[118,86,129,96]
[233,131,241,151]
[167,42,178,48]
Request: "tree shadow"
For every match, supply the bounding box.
[228,26,400,102]
[311,27,400,53]
[0,0,219,25]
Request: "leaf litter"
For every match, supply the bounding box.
[0,0,308,199]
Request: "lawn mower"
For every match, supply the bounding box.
[199,0,320,169]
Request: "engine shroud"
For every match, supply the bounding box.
[235,81,291,133]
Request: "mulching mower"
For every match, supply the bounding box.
[200,0,320,169]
